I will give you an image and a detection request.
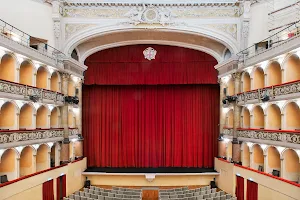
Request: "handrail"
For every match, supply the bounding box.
[237,128,300,134]
[0,128,64,133]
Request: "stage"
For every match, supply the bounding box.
[82,168,219,186]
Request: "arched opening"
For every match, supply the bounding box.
[36,106,49,129]
[68,80,76,96]
[50,107,60,128]
[19,104,34,129]
[283,149,300,182]
[68,111,76,128]
[252,144,264,171]
[241,72,251,92]
[0,149,17,181]
[253,67,265,90]
[252,106,264,128]
[71,49,79,61]
[266,61,282,86]
[226,141,232,162]
[19,61,34,86]
[227,78,235,96]
[284,54,300,83]
[225,109,234,128]
[50,72,60,92]
[243,144,250,167]
[50,145,56,167]
[283,102,300,130]
[36,144,49,172]
[20,146,34,177]
[266,104,281,130]
[241,107,250,128]
[0,54,16,82]
[36,66,48,89]
[0,102,16,130]
[266,146,281,174]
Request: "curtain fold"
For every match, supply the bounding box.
[84,45,218,85]
[246,180,258,200]
[56,175,66,200]
[62,175,66,198]
[43,179,54,200]
[83,84,219,168]
[236,175,245,200]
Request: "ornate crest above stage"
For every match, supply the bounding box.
[143,47,157,60]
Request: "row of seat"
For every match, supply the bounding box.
[160,191,224,199]
[159,186,210,193]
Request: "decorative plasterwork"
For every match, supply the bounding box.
[65,24,97,39]
[173,8,239,18]
[204,24,237,39]
[223,128,233,136]
[64,8,128,18]
[69,128,79,136]
[237,129,300,145]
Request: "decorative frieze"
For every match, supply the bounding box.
[237,129,300,145]
[0,129,64,144]
[69,128,79,136]
[223,128,233,136]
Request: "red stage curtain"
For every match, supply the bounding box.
[84,45,218,85]
[56,175,66,200]
[83,84,219,168]
[236,175,245,200]
[246,180,258,200]
[43,179,54,200]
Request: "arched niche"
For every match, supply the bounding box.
[253,67,265,90]
[50,72,60,92]
[252,144,264,171]
[36,144,49,172]
[36,106,49,129]
[68,110,76,128]
[0,102,17,130]
[226,141,232,161]
[36,66,49,89]
[241,72,251,92]
[242,144,250,167]
[227,78,235,96]
[283,149,300,182]
[50,107,60,128]
[266,104,281,130]
[241,107,250,128]
[284,54,300,83]
[266,61,282,86]
[252,106,264,129]
[19,103,34,129]
[19,61,34,86]
[68,80,76,96]
[283,102,300,130]
[0,54,16,82]
[266,146,280,174]
[0,149,18,181]
[20,146,35,177]
[225,109,234,128]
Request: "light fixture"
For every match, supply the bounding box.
[71,138,78,142]
[222,75,230,83]
[224,138,231,143]
[222,107,230,113]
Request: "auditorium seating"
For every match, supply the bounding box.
[64,186,142,200]
[158,186,237,200]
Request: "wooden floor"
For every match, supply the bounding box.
[95,185,207,200]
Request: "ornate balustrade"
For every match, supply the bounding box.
[236,80,300,105]
[0,128,64,145]
[237,128,300,145]
[69,128,79,136]
[0,79,64,104]
[223,127,233,136]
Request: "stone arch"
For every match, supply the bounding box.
[0,148,18,181]
[19,103,36,129]
[241,71,251,92]
[251,105,265,129]
[265,146,281,174]
[282,149,300,181]
[252,67,265,90]
[266,61,282,86]
[36,105,50,129]
[282,54,300,83]
[282,101,300,130]
[225,109,234,128]
[0,53,17,82]
[50,71,61,92]
[0,101,18,130]
[19,60,35,86]
[20,146,36,177]
[252,144,264,171]
[266,104,281,130]
[36,144,50,172]
[50,107,61,128]
[36,66,50,89]
[241,107,250,128]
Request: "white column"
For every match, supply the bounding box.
[250,152,254,169]
[47,114,51,129]
[281,113,285,130]
[264,154,268,173]
[16,158,20,178]
[250,114,254,128]
[280,158,284,178]
[264,114,267,129]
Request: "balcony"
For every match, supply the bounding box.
[237,128,300,149]
[0,79,64,105]
[236,80,300,105]
[223,127,233,137]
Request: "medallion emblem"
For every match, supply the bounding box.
[143,47,157,61]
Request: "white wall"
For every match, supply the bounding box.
[0,0,55,46]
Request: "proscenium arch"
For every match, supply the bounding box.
[63,26,239,63]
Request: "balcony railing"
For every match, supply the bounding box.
[237,128,300,145]
[0,19,65,62]
[69,128,79,136]
[0,79,64,104]
[237,20,300,63]
[236,80,300,104]
[223,127,233,136]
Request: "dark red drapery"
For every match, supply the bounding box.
[43,179,54,200]
[56,175,66,200]
[246,180,258,200]
[236,175,245,200]
[83,84,219,168]
[84,45,218,85]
